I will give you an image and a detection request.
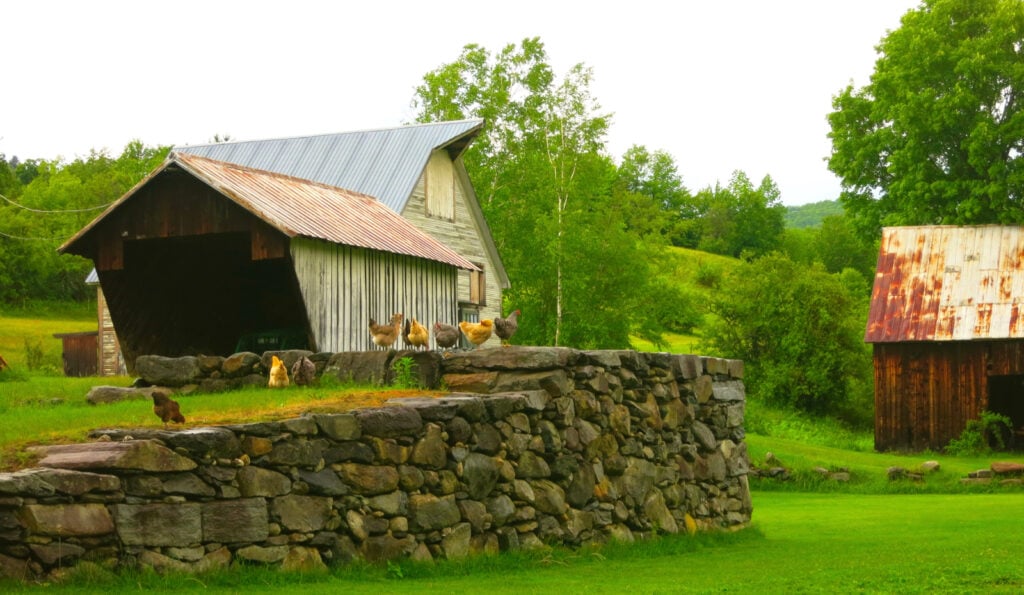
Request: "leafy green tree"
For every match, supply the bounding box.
[613,145,695,246]
[14,159,41,187]
[811,215,879,281]
[0,141,169,304]
[693,171,786,258]
[0,155,18,198]
[701,253,872,415]
[414,38,660,347]
[828,0,1024,238]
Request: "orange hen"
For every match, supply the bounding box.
[459,319,493,349]
[403,318,430,350]
[269,355,289,388]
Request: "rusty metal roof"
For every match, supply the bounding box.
[176,153,478,270]
[173,119,484,213]
[61,153,478,271]
[866,225,1024,343]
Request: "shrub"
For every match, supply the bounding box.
[391,356,419,389]
[701,252,872,416]
[694,261,722,288]
[22,338,46,372]
[945,411,1014,456]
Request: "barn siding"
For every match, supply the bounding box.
[871,341,1024,451]
[291,238,458,352]
[402,154,503,336]
[96,286,125,376]
[89,174,260,270]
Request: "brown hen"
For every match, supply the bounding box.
[494,309,520,346]
[433,322,460,352]
[369,313,404,349]
[152,389,185,427]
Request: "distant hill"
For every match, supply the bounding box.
[785,200,844,228]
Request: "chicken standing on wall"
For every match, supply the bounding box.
[291,356,316,386]
[151,389,185,427]
[494,309,520,347]
[269,355,289,388]
[369,313,404,350]
[459,319,493,349]
[434,322,460,353]
[403,318,430,350]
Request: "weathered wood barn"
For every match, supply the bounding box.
[61,121,506,371]
[867,225,1024,451]
[173,119,508,320]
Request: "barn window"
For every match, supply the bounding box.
[470,264,486,306]
[425,150,455,220]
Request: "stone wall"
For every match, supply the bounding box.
[0,347,750,580]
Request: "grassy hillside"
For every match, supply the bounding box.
[0,301,95,372]
[631,246,740,353]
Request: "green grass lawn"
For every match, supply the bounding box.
[8,492,1022,593]
[0,301,95,371]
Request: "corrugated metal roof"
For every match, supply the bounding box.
[173,153,478,270]
[866,225,1024,343]
[173,119,484,213]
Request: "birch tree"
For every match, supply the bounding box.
[413,39,654,348]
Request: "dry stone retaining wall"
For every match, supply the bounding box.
[0,347,750,580]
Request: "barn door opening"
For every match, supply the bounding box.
[987,375,1024,449]
[108,232,311,367]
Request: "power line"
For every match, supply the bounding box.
[0,192,112,213]
[0,228,60,242]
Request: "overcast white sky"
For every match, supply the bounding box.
[2,0,920,205]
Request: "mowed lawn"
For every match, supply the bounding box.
[317,492,1022,594]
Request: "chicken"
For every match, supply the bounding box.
[403,317,430,350]
[291,355,316,386]
[433,322,460,352]
[459,319,494,349]
[151,389,185,427]
[369,313,404,349]
[494,309,521,347]
[269,355,289,388]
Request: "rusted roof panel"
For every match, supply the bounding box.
[174,153,478,271]
[866,225,1024,343]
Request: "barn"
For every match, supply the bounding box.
[64,120,508,373]
[867,225,1024,451]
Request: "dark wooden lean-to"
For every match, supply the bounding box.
[64,167,307,368]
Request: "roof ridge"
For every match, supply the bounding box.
[173,118,484,151]
[171,152,382,201]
